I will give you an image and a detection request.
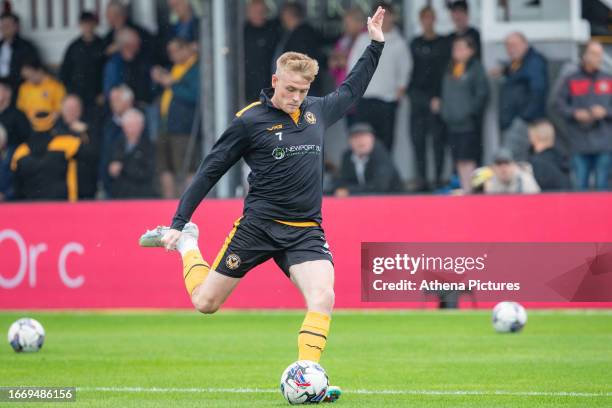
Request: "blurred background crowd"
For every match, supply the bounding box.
[0,0,611,203]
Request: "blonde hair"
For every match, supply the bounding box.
[276,52,319,82]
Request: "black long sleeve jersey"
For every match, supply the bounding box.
[171,40,384,231]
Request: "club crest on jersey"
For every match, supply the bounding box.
[226,253,241,270]
[304,111,316,124]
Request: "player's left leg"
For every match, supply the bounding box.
[289,259,335,363]
[289,260,341,402]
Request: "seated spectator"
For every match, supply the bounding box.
[53,95,99,199]
[493,32,548,161]
[59,11,105,121]
[334,123,403,196]
[440,36,489,193]
[0,124,11,200]
[17,59,66,132]
[484,148,540,194]
[99,85,135,196]
[0,12,40,96]
[108,109,155,198]
[0,79,31,149]
[554,40,612,191]
[348,2,410,150]
[103,0,153,59]
[168,0,199,44]
[527,120,571,191]
[329,7,365,88]
[151,37,199,198]
[11,126,81,201]
[103,28,153,105]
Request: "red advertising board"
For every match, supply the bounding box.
[1,193,612,309]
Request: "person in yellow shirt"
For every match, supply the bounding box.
[151,37,199,198]
[17,59,66,132]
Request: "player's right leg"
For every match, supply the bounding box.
[139,222,239,313]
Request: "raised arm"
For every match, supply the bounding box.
[169,117,249,232]
[321,7,386,126]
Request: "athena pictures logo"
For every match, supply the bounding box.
[226,253,241,270]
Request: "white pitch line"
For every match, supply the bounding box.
[77,387,612,398]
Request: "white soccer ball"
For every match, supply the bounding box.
[7,318,45,352]
[280,360,328,404]
[492,301,527,333]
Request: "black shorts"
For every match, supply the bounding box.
[211,217,333,278]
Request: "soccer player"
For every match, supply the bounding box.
[140,6,386,402]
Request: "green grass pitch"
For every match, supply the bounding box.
[1,310,611,407]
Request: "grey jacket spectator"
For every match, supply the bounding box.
[334,123,403,195]
[555,51,612,156]
[554,41,612,190]
[441,57,488,134]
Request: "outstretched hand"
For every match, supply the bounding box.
[367,6,386,42]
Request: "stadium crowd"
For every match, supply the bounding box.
[0,0,610,203]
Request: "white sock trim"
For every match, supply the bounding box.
[177,236,198,257]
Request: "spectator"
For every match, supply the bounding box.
[555,40,612,191]
[334,123,403,196]
[17,59,66,132]
[0,79,30,149]
[11,126,81,201]
[527,120,571,191]
[329,7,366,88]
[99,85,135,196]
[103,28,153,105]
[108,109,155,198]
[274,2,325,96]
[102,0,153,59]
[243,0,280,102]
[484,148,540,194]
[168,0,199,44]
[494,32,548,162]
[59,11,105,122]
[409,6,449,190]
[53,95,99,199]
[0,12,39,96]
[0,124,11,200]
[348,2,410,151]
[440,36,489,193]
[151,37,199,198]
[447,0,481,59]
